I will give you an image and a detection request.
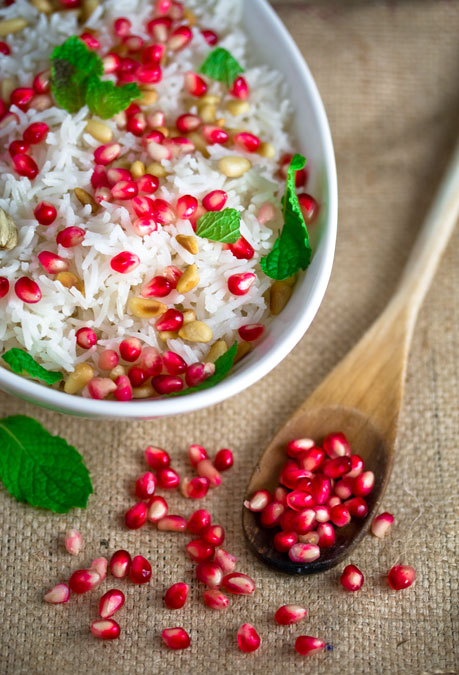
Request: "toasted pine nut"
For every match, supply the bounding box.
[64,363,94,395]
[55,272,84,294]
[176,264,199,293]
[128,297,167,319]
[183,8,196,25]
[138,89,159,106]
[85,119,113,143]
[31,0,53,13]
[258,142,276,159]
[206,339,228,363]
[200,94,221,105]
[198,103,216,123]
[225,100,251,116]
[218,156,251,178]
[80,0,99,21]
[159,331,179,341]
[216,117,226,127]
[1,77,17,102]
[182,309,196,325]
[146,162,167,178]
[178,320,213,343]
[130,160,145,178]
[157,126,169,137]
[74,187,100,214]
[109,365,126,381]
[186,132,209,157]
[269,280,293,315]
[176,234,198,255]
[132,382,155,398]
[234,341,252,363]
[0,18,28,37]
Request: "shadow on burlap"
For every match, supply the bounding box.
[0,1,458,673]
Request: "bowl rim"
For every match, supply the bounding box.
[0,0,338,418]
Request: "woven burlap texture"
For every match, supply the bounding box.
[1,1,458,673]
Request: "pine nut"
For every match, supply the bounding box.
[206,339,228,363]
[132,382,155,398]
[130,160,145,178]
[216,117,226,127]
[64,363,94,394]
[31,0,53,13]
[138,89,158,106]
[198,103,216,123]
[258,142,276,159]
[176,234,198,255]
[225,100,251,116]
[109,365,126,381]
[146,162,167,178]
[269,280,293,315]
[74,187,100,214]
[128,297,167,319]
[200,94,221,105]
[157,126,169,137]
[234,341,252,363]
[182,309,196,325]
[85,119,113,143]
[186,132,209,157]
[159,331,179,341]
[80,0,99,21]
[176,264,199,293]
[218,156,251,178]
[55,272,84,294]
[179,320,213,343]
[1,77,17,101]
[183,8,196,25]
[0,18,28,37]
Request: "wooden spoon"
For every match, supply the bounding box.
[243,140,459,574]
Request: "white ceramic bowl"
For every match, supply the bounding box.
[0,0,337,419]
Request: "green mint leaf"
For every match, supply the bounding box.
[85,76,140,120]
[50,36,103,113]
[196,208,241,243]
[199,47,244,87]
[0,415,93,513]
[170,342,238,397]
[51,36,103,78]
[261,154,311,280]
[2,348,63,385]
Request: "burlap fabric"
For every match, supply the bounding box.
[1,1,458,673]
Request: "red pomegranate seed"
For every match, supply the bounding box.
[201,124,228,144]
[196,561,223,588]
[38,251,68,274]
[345,496,368,518]
[346,454,364,478]
[295,636,326,656]
[102,53,121,74]
[111,180,138,200]
[13,153,38,179]
[168,25,192,51]
[230,75,249,99]
[9,140,29,156]
[237,624,260,653]
[99,589,125,618]
[299,531,320,545]
[244,489,272,512]
[310,475,332,504]
[294,508,316,535]
[323,432,351,458]
[201,524,225,547]
[196,459,221,487]
[44,582,70,604]
[214,548,236,574]
[10,87,34,110]
[238,323,264,341]
[170,1,184,20]
[142,276,172,298]
[227,272,256,296]
[181,476,210,499]
[125,502,147,529]
[56,226,85,248]
[233,132,260,153]
[163,350,187,375]
[23,121,48,145]
[15,277,41,303]
[279,153,308,187]
[157,515,187,532]
[69,568,101,594]
[202,189,227,212]
[176,194,198,220]
[152,375,184,395]
[107,167,131,185]
[314,505,331,522]
[165,138,196,159]
[123,34,145,53]
[201,28,218,45]
[110,251,140,274]
[222,572,255,595]
[188,444,208,467]
[226,236,254,260]
[317,522,336,548]
[286,491,315,511]
[323,456,352,479]
[137,63,162,84]
[157,467,180,489]
[64,528,83,556]
[187,508,211,534]
[136,174,159,195]
[75,327,97,349]
[296,447,324,472]
[94,143,121,166]
[185,362,215,387]
[142,44,165,65]
[91,557,107,580]
[328,496,341,508]
[135,471,156,500]
[129,555,152,584]
[286,438,315,457]
[213,448,233,472]
[353,471,375,497]
[298,193,320,224]
[164,582,189,610]
[371,512,394,538]
[114,17,131,36]
[274,486,289,504]
[280,462,309,490]
[132,217,157,236]
[153,198,175,225]
[0,277,10,298]
[80,32,100,50]
[87,377,117,400]
[125,102,141,116]
[98,350,119,371]
[146,140,170,161]
[273,530,298,552]
[126,112,147,136]
[147,496,168,522]
[203,588,229,610]
[340,564,364,591]
[176,114,201,135]
[145,445,170,469]
[132,195,156,218]
[119,337,142,362]
[334,477,353,500]
[330,504,351,527]
[387,564,416,590]
[140,347,162,376]
[260,502,285,528]
[186,539,214,563]
[91,165,109,189]
[162,627,190,650]
[147,17,172,42]
[109,550,132,578]
[184,71,207,97]
[0,41,10,55]
[274,605,307,625]
[128,365,147,388]
[155,0,172,15]
[90,619,120,640]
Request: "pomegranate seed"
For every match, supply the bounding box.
[196,459,221,487]
[168,25,192,51]
[279,153,308,187]
[222,573,255,595]
[132,217,157,236]
[323,432,351,458]
[170,1,184,20]
[286,490,315,511]
[157,515,187,532]
[214,548,237,574]
[330,504,351,527]
[87,377,117,399]
[114,17,131,36]
[137,63,162,84]
[109,550,132,578]
[10,87,34,110]
[233,132,260,153]
[345,496,369,518]
[147,496,168,522]
[94,143,121,166]
[244,489,272,512]
[201,124,228,144]
[196,561,223,588]
[135,471,156,500]
[310,475,332,504]
[119,337,142,362]
[294,508,316,534]
[274,486,289,504]
[91,619,120,640]
[176,114,200,135]
[98,589,125,619]
[165,582,189,609]
[80,32,100,50]
[126,112,147,136]
[64,529,83,556]
[44,582,69,604]
[186,539,214,563]
[176,195,198,221]
[299,531,320,545]
[145,446,170,469]
[98,350,119,371]
[102,53,121,74]
[165,139,196,160]
[387,564,416,590]
[274,605,307,625]
[188,444,208,467]
[23,121,48,145]
[346,454,364,478]
[203,588,229,610]
[163,350,187,376]
[353,471,375,497]
[181,476,210,499]
[152,374,184,395]
[238,323,264,341]
[69,568,101,594]
[9,139,29,156]
[136,174,159,195]
[91,557,107,580]
[132,195,156,218]
[185,362,215,387]
[153,198,176,225]
[129,555,152,584]
[286,438,314,457]
[334,477,353,500]
[107,167,131,185]
[110,251,140,274]
[280,462,309,490]
[201,524,225,547]
[328,496,341,508]
[227,272,256,296]
[161,627,190,650]
[56,226,85,248]
[273,531,298,552]
[0,41,10,55]
[34,201,56,226]
[295,636,326,656]
[142,44,165,64]
[184,71,207,97]
[111,180,138,200]
[125,502,147,529]
[75,327,97,349]
[0,277,10,298]
[298,193,320,224]
[140,348,162,376]
[13,153,39,179]
[340,564,364,591]
[371,512,394,538]
[323,456,352,479]
[94,186,112,204]
[123,34,145,53]
[296,447,324,472]
[128,365,147,388]
[260,502,285,528]
[230,76,249,99]
[125,102,141,116]
[147,17,172,42]
[91,165,109,189]
[38,251,68,274]
[201,29,218,46]
[317,522,336,547]
[142,276,172,298]
[187,508,211,534]
[157,467,180,489]
[213,448,233,472]
[314,505,331,522]
[237,624,260,653]
[155,0,172,15]
[15,277,41,303]
[226,236,254,260]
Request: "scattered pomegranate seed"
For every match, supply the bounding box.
[186,539,214,563]
[168,25,192,51]
[257,201,276,225]
[38,251,68,274]
[155,0,172,15]
[132,217,158,236]
[127,113,147,136]
[119,337,142,362]
[125,502,148,529]
[187,508,211,534]
[334,477,353,500]
[233,131,260,153]
[23,121,48,144]
[201,524,225,547]
[185,362,215,387]
[323,456,352,479]
[91,619,121,640]
[176,114,201,135]
[110,251,140,274]
[135,471,157,500]
[91,165,109,189]
[153,198,176,224]
[340,564,364,591]
[80,32,100,50]
[102,53,121,74]
[213,448,233,472]
[314,505,331,523]
[289,543,320,564]
[203,588,229,610]
[181,476,210,499]
[128,365,147,388]
[107,167,131,186]
[188,444,208,467]
[274,604,307,625]
[226,236,254,260]
[114,17,131,37]
[147,496,168,522]
[352,471,375,497]
[297,446,325,471]
[145,445,170,469]
[109,550,132,578]
[273,531,298,552]
[214,548,237,574]
[298,193,320,224]
[98,350,119,371]
[142,275,172,298]
[91,557,107,580]
[9,140,29,156]
[286,438,315,457]
[184,71,207,97]
[75,327,97,349]
[345,496,368,519]
[56,226,85,248]
[317,522,336,548]
[129,555,152,584]
[196,561,223,588]
[244,489,272,512]
[10,87,34,110]
[228,272,256,296]
[330,504,351,527]
[87,377,117,399]
[229,76,249,99]
[346,454,365,478]
[44,582,70,604]
[99,589,125,618]
[237,624,260,653]
[64,529,83,555]
[157,515,187,532]
[295,636,326,656]
[387,564,416,590]
[164,582,189,609]
[163,350,187,375]
[323,432,351,458]
[238,323,264,341]
[201,29,218,45]
[0,41,10,55]
[136,175,159,196]
[0,277,10,299]
[196,459,221,488]
[286,490,314,511]
[147,17,172,42]
[157,467,180,489]
[123,34,145,53]
[201,124,228,144]
[15,277,41,303]
[202,189,227,211]
[310,475,332,504]
[161,627,190,650]
[142,44,165,65]
[274,486,289,504]
[111,180,138,200]
[13,153,39,179]
[140,348,163,376]
[69,568,101,594]
[371,512,394,538]
[222,572,255,595]
[94,143,121,166]
[137,63,162,84]
[176,193,198,219]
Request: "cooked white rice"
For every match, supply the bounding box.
[0,0,293,377]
